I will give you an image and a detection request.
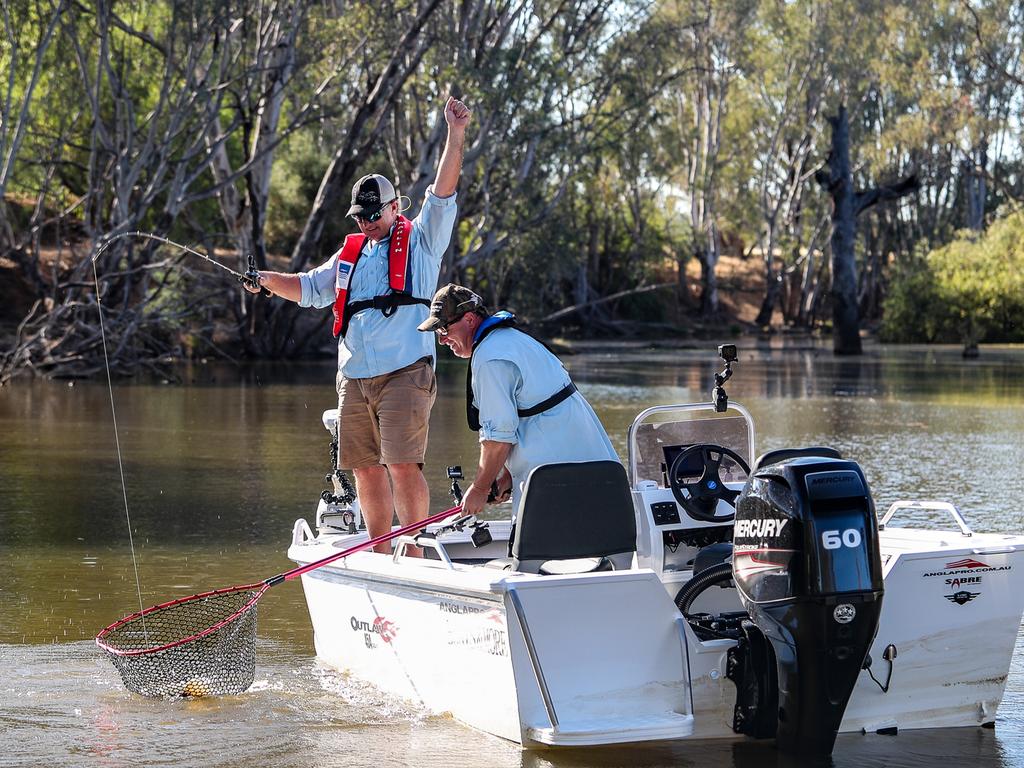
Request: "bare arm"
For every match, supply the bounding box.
[243,271,302,303]
[432,96,471,199]
[461,439,513,515]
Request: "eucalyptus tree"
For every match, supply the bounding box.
[207,0,448,356]
[955,0,1023,230]
[649,0,756,318]
[0,0,69,287]
[3,0,331,377]
[721,1,831,328]
[376,0,674,324]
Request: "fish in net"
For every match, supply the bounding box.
[96,584,266,698]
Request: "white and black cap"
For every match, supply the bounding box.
[347,174,397,216]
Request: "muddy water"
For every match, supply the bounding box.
[2,343,1022,767]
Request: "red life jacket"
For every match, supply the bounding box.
[330,215,428,337]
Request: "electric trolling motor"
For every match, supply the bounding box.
[728,453,884,755]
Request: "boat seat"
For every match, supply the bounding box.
[484,555,616,575]
[752,446,842,473]
[487,460,637,575]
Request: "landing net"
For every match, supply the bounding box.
[96,583,266,698]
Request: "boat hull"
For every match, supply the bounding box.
[293,528,1024,747]
[301,563,520,741]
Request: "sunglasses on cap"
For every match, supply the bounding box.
[351,199,395,223]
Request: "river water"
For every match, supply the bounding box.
[1,343,1022,768]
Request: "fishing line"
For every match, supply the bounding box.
[91,256,148,640]
[88,231,266,640]
[92,231,266,292]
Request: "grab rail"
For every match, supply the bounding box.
[880,500,973,537]
[506,586,560,729]
[392,535,457,568]
[674,617,695,716]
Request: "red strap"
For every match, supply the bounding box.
[388,215,411,290]
[331,234,367,337]
[331,215,415,338]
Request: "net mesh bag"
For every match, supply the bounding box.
[97,584,265,698]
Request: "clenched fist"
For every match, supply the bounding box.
[444,96,471,129]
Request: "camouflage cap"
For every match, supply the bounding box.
[417,283,488,332]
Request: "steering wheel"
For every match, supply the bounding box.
[668,443,751,523]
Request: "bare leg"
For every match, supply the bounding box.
[352,465,396,554]
[388,462,429,558]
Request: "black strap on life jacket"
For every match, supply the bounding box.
[343,292,430,335]
[466,317,577,432]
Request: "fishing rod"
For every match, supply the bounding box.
[93,231,270,295]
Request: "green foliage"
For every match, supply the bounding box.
[881,212,1024,343]
[6,0,1024,374]
[264,133,334,253]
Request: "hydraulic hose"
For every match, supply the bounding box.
[673,561,734,615]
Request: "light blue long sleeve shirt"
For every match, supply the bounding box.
[298,186,457,379]
[470,325,619,511]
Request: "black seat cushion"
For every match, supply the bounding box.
[512,460,637,564]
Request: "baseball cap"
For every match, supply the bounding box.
[346,174,397,216]
[417,284,488,332]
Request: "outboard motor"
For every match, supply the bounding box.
[728,455,884,756]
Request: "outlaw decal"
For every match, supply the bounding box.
[351,615,398,648]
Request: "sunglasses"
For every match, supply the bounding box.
[351,199,395,223]
[435,313,468,336]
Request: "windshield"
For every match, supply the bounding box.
[633,413,752,487]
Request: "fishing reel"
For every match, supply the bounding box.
[241,254,272,297]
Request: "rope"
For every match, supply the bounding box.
[91,257,148,640]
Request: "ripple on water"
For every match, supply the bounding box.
[0,639,476,768]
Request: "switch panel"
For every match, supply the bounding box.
[651,501,681,526]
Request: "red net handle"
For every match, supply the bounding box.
[265,504,464,587]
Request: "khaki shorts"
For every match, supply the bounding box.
[336,358,436,469]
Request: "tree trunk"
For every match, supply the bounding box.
[287,0,443,273]
[755,272,782,327]
[699,221,721,316]
[963,146,987,231]
[816,105,920,354]
[824,106,862,355]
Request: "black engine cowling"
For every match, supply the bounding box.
[729,455,884,755]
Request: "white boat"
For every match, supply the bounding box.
[286,348,1024,756]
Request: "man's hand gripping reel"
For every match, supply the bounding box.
[443,466,493,547]
[241,254,272,297]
